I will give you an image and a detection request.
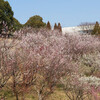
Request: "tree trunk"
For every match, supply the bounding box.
[38,95,43,100]
[15,92,19,100]
[38,92,43,100]
[22,92,25,100]
[12,70,19,100]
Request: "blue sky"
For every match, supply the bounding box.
[6,0,100,27]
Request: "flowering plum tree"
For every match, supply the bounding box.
[16,29,79,100]
[0,28,100,100]
[61,33,100,100]
[16,29,100,100]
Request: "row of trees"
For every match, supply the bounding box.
[25,19,62,32]
[0,0,46,35]
[0,0,62,36]
[1,0,100,36]
[0,28,100,100]
[46,21,62,32]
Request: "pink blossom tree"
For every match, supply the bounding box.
[61,33,100,100]
[17,29,76,100]
[0,28,100,100]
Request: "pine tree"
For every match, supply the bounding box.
[58,23,62,32]
[92,21,100,35]
[54,23,58,30]
[46,21,51,30]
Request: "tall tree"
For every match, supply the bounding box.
[54,23,58,30]
[58,23,62,32]
[0,0,14,34]
[25,15,46,28]
[92,21,100,35]
[46,21,51,30]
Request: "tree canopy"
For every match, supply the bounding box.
[25,15,46,28]
[12,17,22,31]
[0,0,14,33]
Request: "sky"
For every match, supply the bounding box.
[6,0,100,27]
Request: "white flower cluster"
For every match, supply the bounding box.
[79,76,100,87]
[82,53,100,69]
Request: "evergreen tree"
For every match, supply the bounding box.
[58,23,62,32]
[12,18,22,31]
[46,21,51,30]
[25,15,46,28]
[0,0,14,34]
[54,23,58,30]
[92,21,100,35]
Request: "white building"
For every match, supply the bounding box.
[62,25,94,34]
